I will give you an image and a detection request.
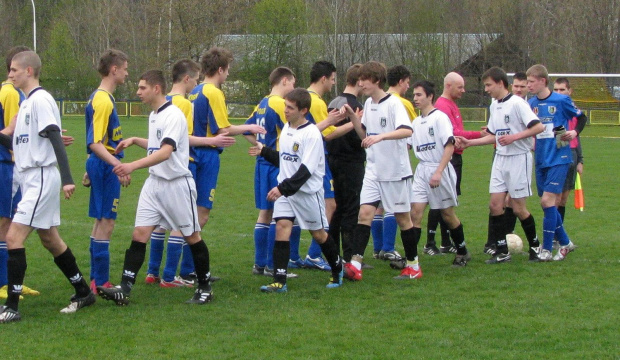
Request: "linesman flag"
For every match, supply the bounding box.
[574,173,584,211]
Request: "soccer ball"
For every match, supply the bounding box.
[506,234,523,253]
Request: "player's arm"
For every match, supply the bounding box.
[498,121,543,146]
[115,137,148,154]
[43,125,75,199]
[362,126,412,148]
[430,139,455,188]
[0,132,12,148]
[343,104,366,140]
[218,124,266,136]
[189,133,235,148]
[114,142,174,177]
[324,122,354,141]
[316,109,345,133]
[252,142,279,167]
[457,131,496,149]
[562,113,588,141]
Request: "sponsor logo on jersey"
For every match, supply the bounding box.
[380,117,386,127]
[147,147,160,155]
[504,115,510,123]
[112,127,123,141]
[496,129,511,137]
[428,127,434,136]
[281,152,299,163]
[293,142,300,152]
[15,134,29,144]
[416,142,436,152]
[548,106,556,114]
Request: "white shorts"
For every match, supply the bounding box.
[360,177,413,213]
[490,152,533,199]
[273,188,328,231]
[13,166,61,229]
[135,175,201,236]
[412,162,458,209]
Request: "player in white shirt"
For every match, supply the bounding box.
[97,70,213,305]
[340,61,419,281]
[0,51,94,323]
[250,88,343,293]
[456,67,544,264]
[401,80,471,270]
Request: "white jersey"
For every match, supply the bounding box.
[487,94,539,156]
[278,121,324,194]
[147,101,191,180]
[362,94,413,181]
[13,87,61,171]
[411,108,454,164]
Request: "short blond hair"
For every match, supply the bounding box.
[526,64,549,86]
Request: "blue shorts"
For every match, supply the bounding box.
[536,163,570,197]
[254,162,279,210]
[0,162,21,218]
[323,161,334,199]
[191,147,220,209]
[87,155,121,220]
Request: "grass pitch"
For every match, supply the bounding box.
[5,118,619,359]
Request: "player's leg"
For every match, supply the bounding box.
[393,204,423,279]
[0,217,9,298]
[145,227,166,283]
[371,207,384,258]
[380,211,400,260]
[304,170,334,271]
[539,164,573,260]
[309,228,343,288]
[1,222,32,319]
[253,210,272,274]
[424,209,441,255]
[504,194,517,234]
[439,207,470,266]
[510,197,541,260]
[38,227,94,313]
[486,192,510,263]
[183,230,213,304]
[344,203,376,281]
[161,230,186,287]
[261,218,292,293]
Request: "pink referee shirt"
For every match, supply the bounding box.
[435,96,481,155]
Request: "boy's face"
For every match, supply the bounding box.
[553,82,572,96]
[8,61,28,90]
[527,75,547,95]
[113,61,129,85]
[511,79,528,98]
[284,99,304,122]
[484,78,504,99]
[323,72,336,93]
[358,78,379,96]
[136,80,157,105]
[413,86,432,109]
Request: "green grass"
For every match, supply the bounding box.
[5,119,620,359]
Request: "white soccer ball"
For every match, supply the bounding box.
[506,234,524,253]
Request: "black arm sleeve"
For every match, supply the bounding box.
[0,133,11,149]
[44,125,74,186]
[575,113,587,135]
[259,146,280,167]
[576,137,583,164]
[277,164,311,197]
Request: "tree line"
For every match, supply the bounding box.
[1,0,619,104]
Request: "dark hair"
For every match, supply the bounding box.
[5,46,30,74]
[172,59,200,83]
[387,65,411,87]
[359,61,387,87]
[482,66,509,88]
[554,77,571,89]
[97,49,129,76]
[200,47,233,77]
[345,64,362,86]
[139,70,167,92]
[310,61,336,83]
[412,80,436,102]
[513,71,527,82]
[284,88,311,112]
[269,66,295,87]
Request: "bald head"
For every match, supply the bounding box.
[443,72,465,100]
[12,51,41,78]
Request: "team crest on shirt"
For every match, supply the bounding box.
[293,142,300,152]
[25,114,30,125]
[380,117,386,127]
[504,115,510,123]
[156,129,162,140]
[548,106,556,114]
[428,127,434,136]
[533,107,538,115]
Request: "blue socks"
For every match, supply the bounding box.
[554,208,570,246]
[254,223,269,267]
[92,239,110,286]
[290,224,301,261]
[382,212,397,252]
[0,241,7,286]
[179,241,195,277]
[266,221,276,268]
[162,236,183,282]
[371,214,384,253]
[147,232,165,276]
